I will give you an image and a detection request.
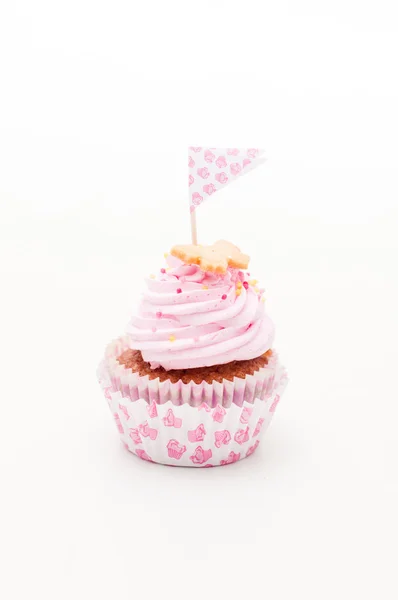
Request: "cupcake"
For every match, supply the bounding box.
[98,240,287,467]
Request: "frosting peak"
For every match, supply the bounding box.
[127,256,274,370]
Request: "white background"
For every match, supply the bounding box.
[1,1,397,599]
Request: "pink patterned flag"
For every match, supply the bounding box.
[188,147,266,212]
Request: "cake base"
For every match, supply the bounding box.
[117,348,272,384]
[98,337,288,466]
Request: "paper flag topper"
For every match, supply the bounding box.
[188,147,266,212]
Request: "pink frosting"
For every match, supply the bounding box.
[127,257,274,370]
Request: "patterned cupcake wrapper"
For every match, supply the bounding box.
[99,336,287,408]
[97,337,288,467]
[99,369,287,468]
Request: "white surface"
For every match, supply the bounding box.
[1,1,398,599]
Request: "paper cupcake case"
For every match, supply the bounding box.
[101,336,285,408]
[98,337,288,467]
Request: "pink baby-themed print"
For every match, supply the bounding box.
[214,430,231,448]
[188,424,206,443]
[198,402,211,412]
[246,440,260,457]
[147,401,158,418]
[167,439,187,460]
[215,171,228,184]
[247,148,259,158]
[136,449,153,462]
[212,405,226,423]
[104,387,113,400]
[188,147,265,212]
[190,446,212,465]
[220,451,241,466]
[163,408,182,428]
[230,162,242,176]
[114,413,124,434]
[197,167,210,179]
[234,426,250,445]
[128,428,142,445]
[239,406,253,424]
[269,394,280,413]
[203,183,216,195]
[253,418,265,437]
[138,421,158,441]
[192,192,203,207]
[204,149,215,163]
[119,404,130,420]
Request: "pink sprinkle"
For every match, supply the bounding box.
[176,288,182,294]
[243,281,249,289]
[160,268,166,273]
[247,273,250,276]
[221,294,227,300]
[152,327,157,333]
[156,312,162,318]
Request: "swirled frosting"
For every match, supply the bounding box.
[127,255,275,370]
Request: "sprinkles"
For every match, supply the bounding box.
[221,294,227,300]
[149,274,155,279]
[169,334,176,342]
[236,288,242,296]
[176,288,182,294]
[243,281,249,289]
[249,279,258,286]
[202,285,208,290]
[160,268,166,274]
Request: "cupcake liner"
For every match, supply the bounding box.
[98,337,288,467]
[98,374,287,467]
[99,336,286,409]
